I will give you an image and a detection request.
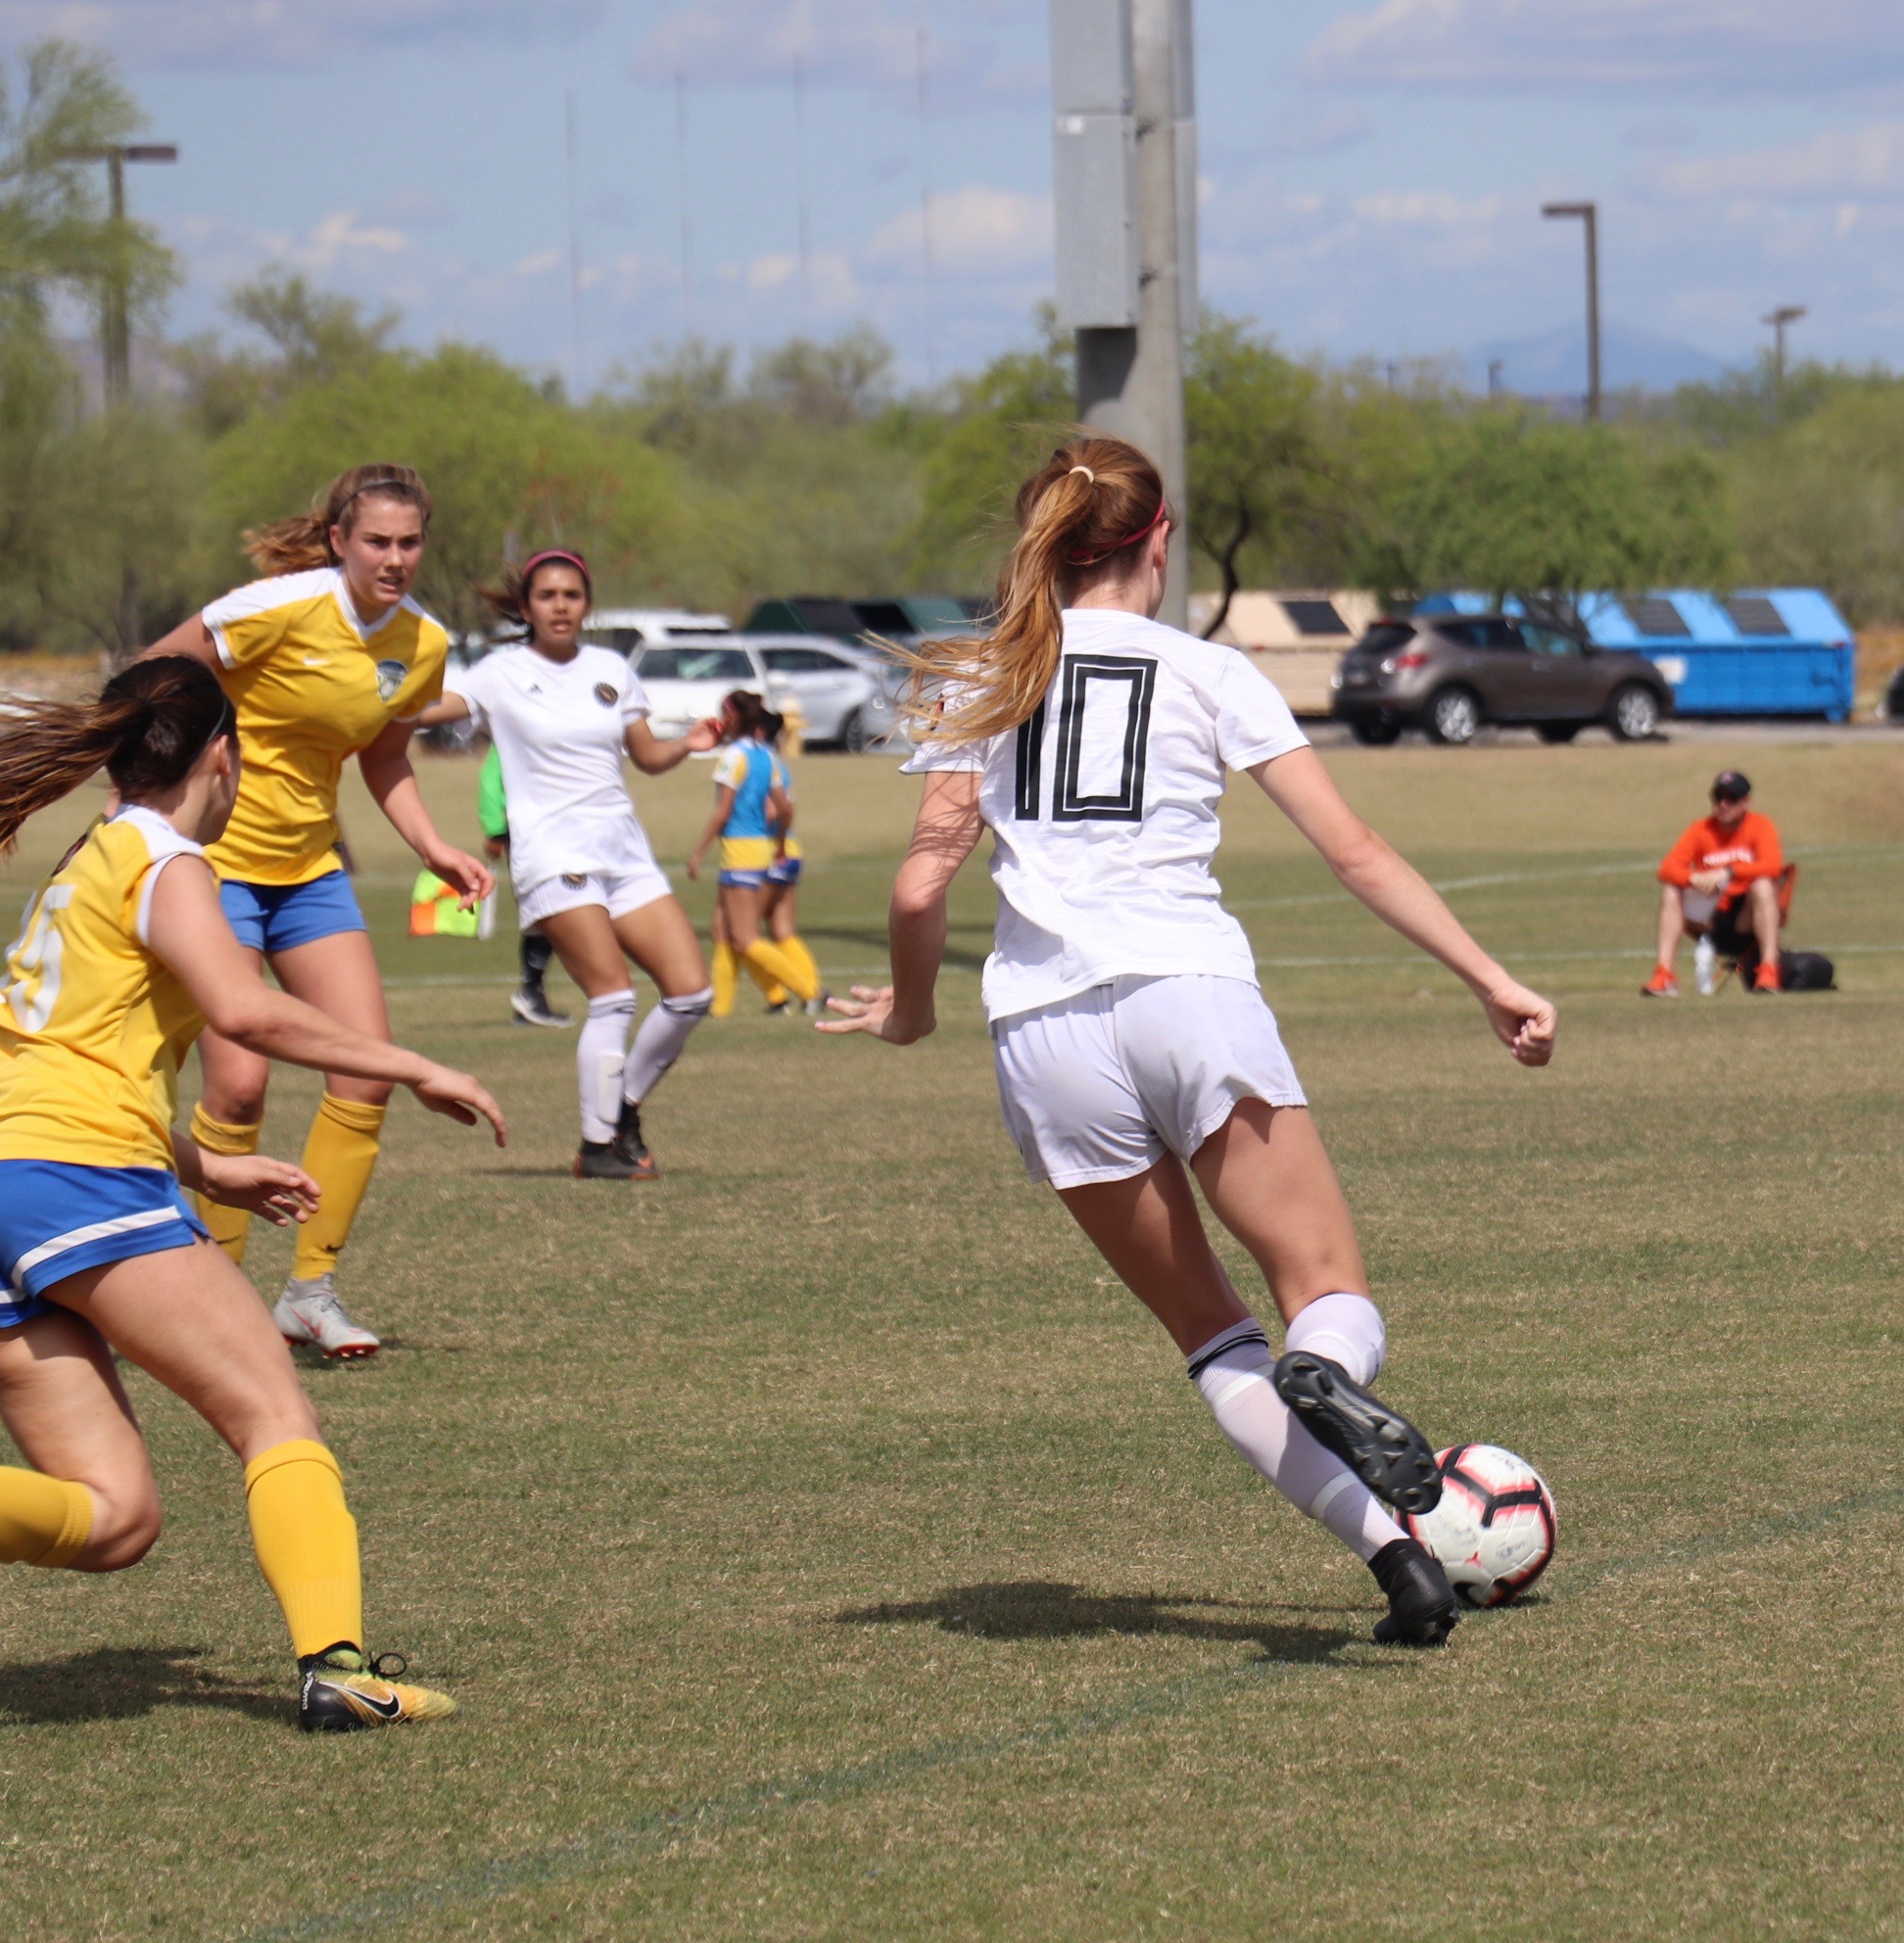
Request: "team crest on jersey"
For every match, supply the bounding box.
[375,659,408,704]
[594,683,617,706]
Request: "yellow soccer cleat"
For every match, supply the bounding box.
[297,1645,456,1733]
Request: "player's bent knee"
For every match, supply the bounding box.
[77,1493,162,1573]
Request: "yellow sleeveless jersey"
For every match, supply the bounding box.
[203,566,448,885]
[0,807,207,1171]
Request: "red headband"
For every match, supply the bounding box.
[1066,498,1169,568]
[520,547,592,592]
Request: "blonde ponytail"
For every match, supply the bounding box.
[902,435,1169,745]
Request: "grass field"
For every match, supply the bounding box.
[3,729,1903,1942]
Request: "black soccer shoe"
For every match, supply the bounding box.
[611,1100,658,1180]
[574,1139,647,1180]
[1368,1540,1460,1647]
[1272,1351,1443,1515]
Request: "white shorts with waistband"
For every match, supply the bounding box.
[990,973,1308,1189]
[516,857,674,930]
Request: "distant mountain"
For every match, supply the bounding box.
[1465,321,1730,399]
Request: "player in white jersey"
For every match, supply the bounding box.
[822,435,1557,1648]
[420,550,717,1179]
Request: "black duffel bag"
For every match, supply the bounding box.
[1738,942,1835,991]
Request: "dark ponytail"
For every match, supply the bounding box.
[0,657,234,852]
[721,688,771,741]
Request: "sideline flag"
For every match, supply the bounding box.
[408,870,495,940]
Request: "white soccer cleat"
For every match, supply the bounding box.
[274,1274,381,1360]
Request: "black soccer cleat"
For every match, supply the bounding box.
[574,1139,648,1180]
[1272,1351,1443,1515]
[611,1100,658,1180]
[1368,1539,1460,1647]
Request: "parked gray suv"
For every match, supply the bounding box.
[1331,613,1673,745]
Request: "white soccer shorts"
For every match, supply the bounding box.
[516,858,674,930]
[990,973,1308,1189]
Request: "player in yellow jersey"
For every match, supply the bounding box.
[0,656,505,1729]
[145,463,493,1357]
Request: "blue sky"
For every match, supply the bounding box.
[12,0,1904,392]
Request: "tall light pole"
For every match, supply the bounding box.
[1542,200,1599,422]
[1051,0,1196,630]
[64,141,176,660]
[1762,305,1806,396]
[66,143,177,406]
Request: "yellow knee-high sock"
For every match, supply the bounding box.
[781,934,820,993]
[294,1095,386,1280]
[0,1468,93,1568]
[243,1440,362,1659]
[189,1106,262,1265]
[711,939,739,1019]
[740,938,816,1003]
[741,952,784,1004]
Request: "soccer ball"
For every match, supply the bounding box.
[1399,1444,1556,1608]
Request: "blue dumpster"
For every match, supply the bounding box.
[1415,589,1855,721]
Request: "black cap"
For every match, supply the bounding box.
[1711,770,1750,802]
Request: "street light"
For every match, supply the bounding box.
[1762,305,1806,395]
[63,143,178,406]
[1542,200,1599,422]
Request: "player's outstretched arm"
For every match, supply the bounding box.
[148,857,509,1143]
[627,716,722,776]
[819,770,983,1046]
[358,715,495,907]
[1249,746,1556,1066]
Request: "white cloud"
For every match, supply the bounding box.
[1650,124,1904,202]
[867,184,1050,275]
[1350,188,1503,226]
[628,0,1024,98]
[1308,0,1904,96]
[0,0,602,69]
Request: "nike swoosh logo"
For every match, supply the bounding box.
[347,1682,405,1721]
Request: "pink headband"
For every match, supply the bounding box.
[520,547,592,592]
[1066,498,1168,568]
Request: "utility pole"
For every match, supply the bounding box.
[1051,0,1195,630]
[66,141,176,659]
[67,143,177,406]
[1542,200,1599,422]
[1762,305,1805,399]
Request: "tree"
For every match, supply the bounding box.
[1184,315,1326,637]
[0,41,185,655]
[1364,405,1734,612]
[907,308,1075,592]
[207,343,650,638]
[1729,386,1904,625]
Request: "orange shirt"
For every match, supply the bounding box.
[1658,811,1783,906]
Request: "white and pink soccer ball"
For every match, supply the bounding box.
[1399,1444,1557,1608]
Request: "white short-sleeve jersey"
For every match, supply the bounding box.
[452,643,655,895]
[903,608,1308,1021]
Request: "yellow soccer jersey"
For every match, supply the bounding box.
[203,566,448,885]
[0,807,207,1172]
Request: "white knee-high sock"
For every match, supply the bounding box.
[1188,1317,1404,1562]
[578,990,637,1142]
[1284,1292,1386,1385]
[623,985,712,1105]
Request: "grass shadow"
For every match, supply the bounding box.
[0,1644,285,1728]
[834,1581,1363,1659]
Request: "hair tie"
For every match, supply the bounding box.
[1068,465,1096,484]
